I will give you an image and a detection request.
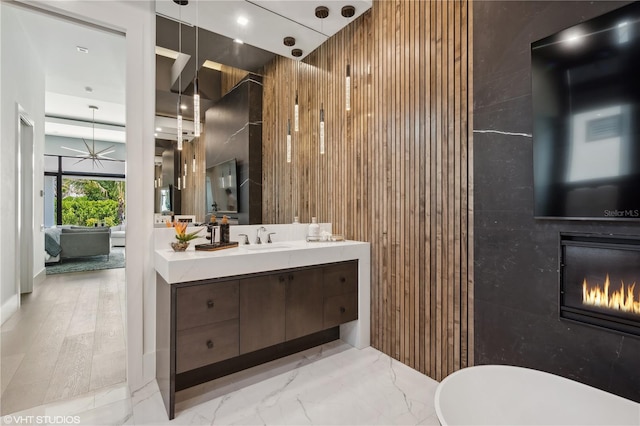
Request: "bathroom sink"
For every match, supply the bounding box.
[241,243,292,251]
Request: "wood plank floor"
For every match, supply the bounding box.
[0,268,126,415]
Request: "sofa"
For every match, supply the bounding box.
[110,223,126,247]
[45,226,111,263]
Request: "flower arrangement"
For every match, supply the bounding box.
[167,220,202,242]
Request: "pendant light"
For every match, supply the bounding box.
[319,104,325,155]
[294,90,299,132]
[286,118,292,163]
[346,64,351,111]
[60,105,115,168]
[193,1,201,137]
[176,4,184,150]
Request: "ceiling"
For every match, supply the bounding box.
[8,1,372,149]
[8,4,126,143]
[156,0,372,61]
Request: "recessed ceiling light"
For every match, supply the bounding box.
[315,6,329,19]
[292,48,303,57]
[85,86,93,93]
[180,104,187,110]
[341,5,356,18]
[284,36,296,47]
[76,46,89,54]
[156,127,162,132]
[234,39,244,44]
[237,16,249,26]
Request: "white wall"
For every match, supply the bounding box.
[0,3,46,322]
[6,0,157,392]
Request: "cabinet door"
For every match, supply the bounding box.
[176,280,239,331]
[239,274,286,354]
[323,261,358,297]
[176,319,239,373]
[285,268,324,340]
[323,261,359,328]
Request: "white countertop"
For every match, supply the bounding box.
[155,240,370,284]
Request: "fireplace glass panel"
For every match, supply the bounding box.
[560,234,640,337]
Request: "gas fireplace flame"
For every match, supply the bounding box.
[582,274,640,314]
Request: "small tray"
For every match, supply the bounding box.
[306,234,346,242]
[194,241,239,251]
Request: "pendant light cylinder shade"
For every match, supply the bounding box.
[177,113,183,150]
[319,106,325,155]
[294,91,299,132]
[286,119,292,163]
[346,64,351,111]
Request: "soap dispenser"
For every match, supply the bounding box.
[308,217,320,238]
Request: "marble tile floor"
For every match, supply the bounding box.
[1,268,127,415]
[4,340,441,425]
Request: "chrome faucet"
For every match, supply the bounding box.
[255,226,267,244]
[237,233,249,245]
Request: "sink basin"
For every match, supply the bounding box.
[241,243,292,251]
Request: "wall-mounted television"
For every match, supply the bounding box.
[205,158,238,214]
[532,2,640,220]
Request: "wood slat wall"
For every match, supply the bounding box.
[221,64,251,97]
[179,132,206,222]
[262,0,472,380]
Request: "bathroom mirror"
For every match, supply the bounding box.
[154,15,273,223]
[205,158,238,214]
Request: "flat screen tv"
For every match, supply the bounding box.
[205,158,238,214]
[532,2,640,220]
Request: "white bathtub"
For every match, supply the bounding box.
[435,365,640,425]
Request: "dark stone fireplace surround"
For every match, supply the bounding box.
[474,1,640,403]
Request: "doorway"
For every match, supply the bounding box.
[17,109,35,297]
[1,1,128,415]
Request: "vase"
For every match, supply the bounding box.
[171,242,190,252]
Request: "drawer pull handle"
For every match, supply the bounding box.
[340,307,346,313]
[340,277,346,283]
[279,276,285,282]
[288,275,294,281]
[206,340,214,349]
[207,300,214,309]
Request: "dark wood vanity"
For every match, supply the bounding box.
[156,260,358,419]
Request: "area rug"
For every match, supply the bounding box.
[46,247,125,275]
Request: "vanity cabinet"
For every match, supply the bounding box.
[156,260,359,419]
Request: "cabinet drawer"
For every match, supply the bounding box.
[176,281,238,331]
[176,319,239,373]
[323,261,358,297]
[323,292,358,328]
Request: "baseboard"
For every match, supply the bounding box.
[34,268,46,287]
[1,294,19,325]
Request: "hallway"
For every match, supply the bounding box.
[1,268,126,414]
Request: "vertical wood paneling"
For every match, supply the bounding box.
[262,0,472,381]
[220,65,249,96]
[179,130,205,221]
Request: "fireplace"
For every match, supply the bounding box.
[559,233,640,337]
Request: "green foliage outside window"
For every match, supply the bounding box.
[61,179,125,227]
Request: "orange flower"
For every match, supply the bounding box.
[173,221,202,242]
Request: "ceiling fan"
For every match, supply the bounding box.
[61,105,116,168]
